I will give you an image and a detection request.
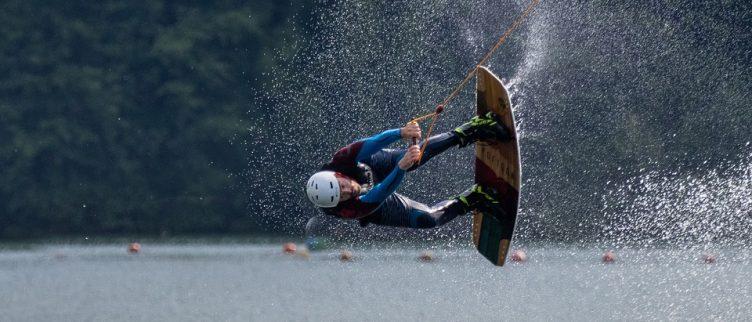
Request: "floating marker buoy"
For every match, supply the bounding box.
[701,253,716,264]
[602,250,615,263]
[339,250,353,262]
[418,250,434,262]
[510,249,527,263]
[282,242,297,254]
[128,242,141,254]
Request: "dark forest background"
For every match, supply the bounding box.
[0,1,315,238]
[0,1,749,240]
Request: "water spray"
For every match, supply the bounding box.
[407,0,540,163]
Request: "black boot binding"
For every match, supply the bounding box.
[455,184,505,215]
[452,112,512,147]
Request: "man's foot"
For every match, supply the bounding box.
[456,184,504,214]
[452,112,512,147]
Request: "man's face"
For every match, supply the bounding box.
[335,174,360,202]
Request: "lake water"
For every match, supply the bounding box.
[0,242,749,321]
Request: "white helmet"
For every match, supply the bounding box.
[306,171,340,208]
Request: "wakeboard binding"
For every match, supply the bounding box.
[453,112,512,147]
[457,184,505,218]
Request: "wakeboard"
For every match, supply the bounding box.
[471,66,520,266]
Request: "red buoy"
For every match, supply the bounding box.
[602,250,616,263]
[418,250,435,262]
[282,242,297,254]
[435,104,445,114]
[702,253,716,264]
[510,249,527,263]
[339,250,354,262]
[128,242,141,254]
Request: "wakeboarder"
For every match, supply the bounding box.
[305,114,511,229]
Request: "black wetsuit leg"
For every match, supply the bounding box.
[361,193,469,229]
[365,132,460,180]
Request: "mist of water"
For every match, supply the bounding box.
[601,150,752,248]
[251,0,751,246]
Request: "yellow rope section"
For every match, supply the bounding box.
[410,0,541,163]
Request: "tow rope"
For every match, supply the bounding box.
[409,0,540,163]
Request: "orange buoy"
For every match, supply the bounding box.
[128,242,141,254]
[339,250,354,262]
[282,242,297,254]
[602,250,616,263]
[510,249,527,263]
[418,250,435,262]
[701,253,716,264]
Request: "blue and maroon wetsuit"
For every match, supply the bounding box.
[318,129,468,229]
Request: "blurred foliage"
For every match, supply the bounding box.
[0,1,313,238]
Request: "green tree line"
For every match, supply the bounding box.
[0,1,312,238]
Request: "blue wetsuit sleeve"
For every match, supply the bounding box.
[354,128,402,162]
[359,167,406,204]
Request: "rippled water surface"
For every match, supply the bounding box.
[0,243,749,321]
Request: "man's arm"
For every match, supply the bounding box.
[358,145,420,204]
[355,122,421,162]
[330,123,421,166]
[354,129,402,162]
[359,167,405,204]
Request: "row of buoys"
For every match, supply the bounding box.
[600,250,719,264]
[282,242,434,262]
[125,242,720,265]
[284,243,355,261]
[280,243,722,264]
